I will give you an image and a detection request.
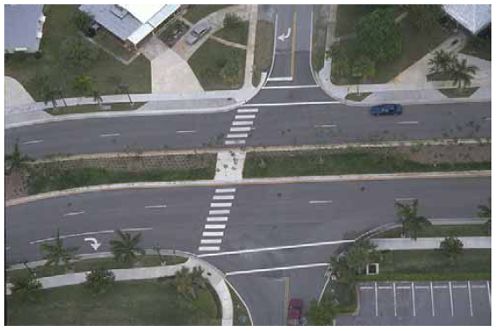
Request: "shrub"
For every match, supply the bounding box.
[11,273,42,302]
[85,267,115,294]
[60,37,99,71]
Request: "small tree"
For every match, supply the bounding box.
[477,201,491,235]
[60,37,98,70]
[109,230,145,265]
[40,229,79,269]
[73,10,94,36]
[449,58,478,90]
[5,142,31,175]
[72,75,93,96]
[223,13,242,29]
[11,272,42,302]
[117,83,133,105]
[93,90,103,107]
[174,266,195,298]
[42,87,58,110]
[306,299,336,325]
[395,199,431,240]
[85,267,115,294]
[428,49,456,75]
[440,236,464,265]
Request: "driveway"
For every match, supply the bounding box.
[336,281,491,325]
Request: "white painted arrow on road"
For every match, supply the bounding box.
[84,237,101,251]
[278,27,291,42]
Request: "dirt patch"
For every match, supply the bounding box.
[5,170,29,200]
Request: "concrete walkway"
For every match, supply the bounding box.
[371,236,491,250]
[4,76,35,107]
[315,7,491,106]
[6,250,234,326]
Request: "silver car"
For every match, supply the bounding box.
[185,22,212,45]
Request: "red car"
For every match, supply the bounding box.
[287,298,304,326]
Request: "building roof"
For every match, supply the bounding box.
[443,4,491,34]
[79,4,180,45]
[5,4,45,51]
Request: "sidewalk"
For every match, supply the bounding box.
[371,236,491,250]
[6,250,234,326]
[315,7,491,106]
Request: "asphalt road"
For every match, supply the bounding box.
[6,177,490,324]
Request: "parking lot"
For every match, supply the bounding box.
[336,281,491,325]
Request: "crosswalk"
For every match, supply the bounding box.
[224,108,259,146]
[198,187,237,252]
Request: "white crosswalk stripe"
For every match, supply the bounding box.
[235,114,255,120]
[215,188,236,193]
[200,239,222,244]
[230,126,252,132]
[206,217,228,222]
[209,209,230,215]
[225,140,246,145]
[210,202,232,208]
[226,133,248,139]
[198,246,220,251]
[202,231,224,237]
[212,195,234,200]
[237,108,259,113]
[205,224,226,230]
[232,121,254,126]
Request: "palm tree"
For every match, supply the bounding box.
[428,49,455,75]
[174,266,195,298]
[93,90,103,108]
[439,236,464,265]
[449,58,478,90]
[56,87,68,107]
[477,200,491,235]
[40,229,79,268]
[395,199,431,240]
[117,83,133,105]
[109,230,145,265]
[42,88,58,110]
[5,142,31,175]
[190,266,207,295]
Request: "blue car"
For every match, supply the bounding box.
[370,104,403,116]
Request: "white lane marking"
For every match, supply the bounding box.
[309,200,332,204]
[206,217,228,222]
[262,84,318,89]
[226,262,329,276]
[230,126,252,132]
[266,76,293,82]
[145,204,167,209]
[468,281,474,317]
[430,281,435,316]
[204,224,226,230]
[208,209,230,215]
[393,282,397,317]
[22,139,43,145]
[198,246,220,251]
[202,231,224,237]
[398,121,419,125]
[176,130,196,134]
[215,188,236,193]
[412,282,416,317]
[30,227,152,244]
[212,195,234,200]
[234,114,255,120]
[449,281,454,316]
[245,101,341,107]
[197,239,354,257]
[395,197,416,202]
[63,211,85,217]
[375,282,379,317]
[201,239,222,244]
[6,246,11,251]
[232,121,254,126]
[210,202,232,208]
[237,108,259,113]
[314,124,337,128]
[485,117,491,121]
[486,281,491,307]
[99,133,120,137]
[226,133,248,139]
[224,140,246,145]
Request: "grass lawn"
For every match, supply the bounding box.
[356,249,490,281]
[93,29,137,62]
[46,102,145,115]
[374,224,489,238]
[311,5,329,71]
[243,150,491,178]
[188,39,246,90]
[252,20,274,86]
[214,21,249,45]
[183,5,232,23]
[27,166,215,194]
[6,278,220,325]
[460,34,491,61]
[8,255,187,280]
[345,92,371,101]
[229,285,251,325]
[4,5,151,101]
[439,87,479,98]
[331,5,451,84]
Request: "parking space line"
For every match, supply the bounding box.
[378,286,392,290]
[449,281,454,316]
[397,286,411,289]
[393,282,397,317]
[412,282,416,316]
[487,281,491,306]
[430,281,435,317]
[467,281,474,317]
[453,284,467,289]
[415,285,430,290]
[471,285,486,289]
[375,282,379,317]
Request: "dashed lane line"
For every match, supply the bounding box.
[430,281,435,317]
[397,121,419,125]
[144,204,167,209]
[22,139,44,145]
[468,281,474,317]
[63,211,85,217]
[393,282,397,317]
[99,133,120,137]
[309,200,332,204]
[314,124,337,128]
[176,130,196,134]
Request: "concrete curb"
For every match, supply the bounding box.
[6,170,490,206]
[30,137,491,164]
[6,250,234,326]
